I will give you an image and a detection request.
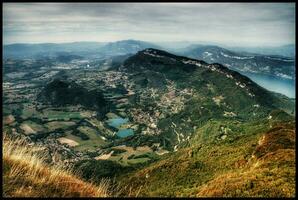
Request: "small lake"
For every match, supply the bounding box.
[117,129,134,138]
[108,117,129,128]
[107,117,134,138]
[240,71,296,98]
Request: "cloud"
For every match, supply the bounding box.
[3,3,295,46]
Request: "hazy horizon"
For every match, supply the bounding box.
[3,3,295,47]
[3,39,295,48]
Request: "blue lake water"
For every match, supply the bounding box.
[107,117,135,138]
[108,117,129,128]
[116,129,134,138]
[240,71,296,98]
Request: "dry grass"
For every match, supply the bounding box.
[118,121,296,197]
[197,125,296,197]
[196,149,295,197]
[3,135,110,197]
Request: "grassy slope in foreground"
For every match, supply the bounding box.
[118,116,295,197]
[2,135,110,197]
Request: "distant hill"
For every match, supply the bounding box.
[38,79,109,117]
[99,40,161,56]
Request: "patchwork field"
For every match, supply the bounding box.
[45,121,76,131]
[20,121,46,135]
[106,145,158,165]
[57,137,79,147]
[60,126,107,151]
[40,109,82,121]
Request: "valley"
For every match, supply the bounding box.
[3,46,296,197]
[3,2,296,197]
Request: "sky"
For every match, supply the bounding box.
[3,3,295,47]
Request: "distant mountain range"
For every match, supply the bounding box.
[3,40,160,59]
[227,44,295,58]
[3,40,295,80]
[177,45,295,80]
[3,42,107,59]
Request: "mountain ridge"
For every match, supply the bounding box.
[120,48,294,113]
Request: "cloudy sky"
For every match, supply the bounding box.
[3,3,295,46]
